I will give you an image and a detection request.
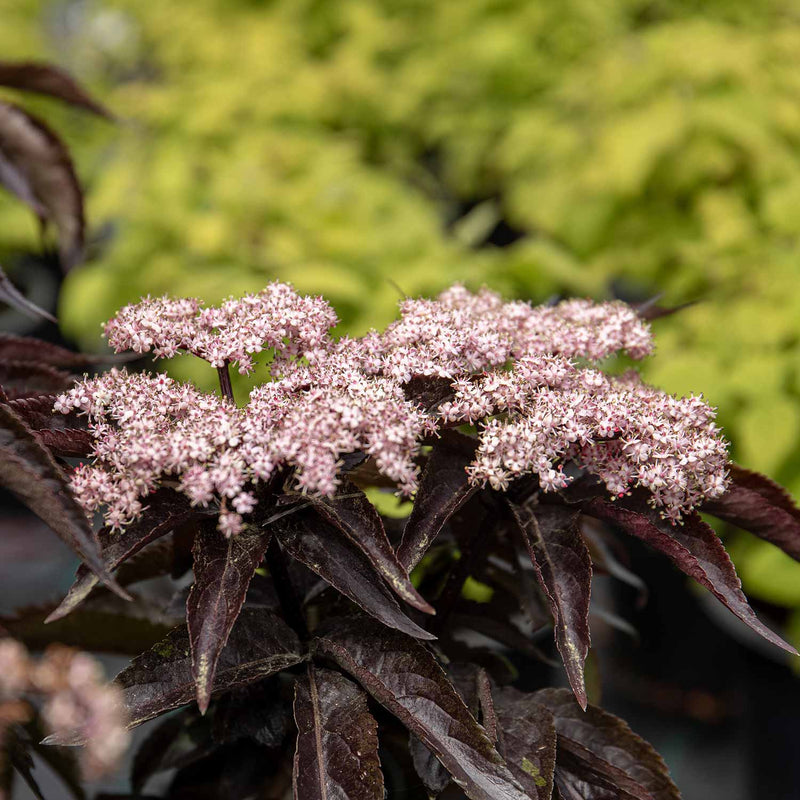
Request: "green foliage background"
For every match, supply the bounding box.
[2,0,800,614]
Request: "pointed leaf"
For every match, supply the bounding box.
[2,599,174,655]
[0,102,84,270]
[534,688,679,800]
[188,522,272,713]
[409,662,484,798]
[703,464,800,561]
[0,266,55,323]
[33,428,92,458]
[311,480,433,613]
[24,716,85,800]
[0,361,74,397]
[6,394,60,429]
[0,61,112,118]
[508,502,592,708]
[212,679,292,748]
[584,494,796,654]
[114,608,303,728]
[276,509,435,640]
[492,686,557,800]
[314,617,530,800]
[0,334,111,369]
[130,708,213,793]
[398,431,478,571]
[0,403,122,594]
[293,664,384,800]
[47,490,204,622]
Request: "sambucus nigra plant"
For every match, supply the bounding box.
[1,283,798,799]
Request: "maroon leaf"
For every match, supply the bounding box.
[534,688,679,800]
[212,679,292,748]
[276,509,435,641]
[492,686,557,800]
[2,598,173,655]
[508,501,592,709]
[130,708,210,794]
[0,61,112,118]
[633,297,696,321]
[314,617,529,800]
[0,334,111,369]
[114,608,304,728]
[47,490,203,622]
[0,266,56,323]
[584,494,797,654]
[187,522,272,713]
[293,664,384,800]
[311,480,433,613]
[398,431,478,571]
[33,428,92,458]
[409,662,484,797]
[703,464,800,561]
[0,102,84,270]
[0,361,75,398]
[0,403,123,594]
[6,394,60,429]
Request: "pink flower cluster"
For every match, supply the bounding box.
[0,639,128,778]
[366,285,653,381]
[56,283,728,535]
[104,283,337,374]
[440,357,727,520]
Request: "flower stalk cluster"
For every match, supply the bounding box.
[56,283,728,535]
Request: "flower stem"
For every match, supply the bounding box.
[217,361,235,404]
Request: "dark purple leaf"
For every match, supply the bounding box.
[47,490,204,622]
[492,686,556,800]
[584,494,797,654]
[581,520,647,604]
[398,431,478,571]
[633,297,697,321]
[409,662,483,798]
[508,501,592,708]
[475,668,497,744]
[33,428,92,458]
[293,664,384,800]
[276,509,435,641]
[131,708,213,793]
[0,61,112,118]
[0,102,84,270]
[0,266,56,323]
[0,334,112,369]
[0,362,74,397]
[188,522,272,713]
[24,716,85,800]
[114,608,303,728]
[314,617,529,800]
[311,480,433,613]
[534,688,679,800]
[0,403,123,595]
[2,599,173,655]
[212,679,292,748]
[6,394,60,429]
[703,464,800,561]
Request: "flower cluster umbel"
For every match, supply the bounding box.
[56,283,728,535]
[0,639,129,778]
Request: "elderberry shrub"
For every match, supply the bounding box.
[1,283,798,799]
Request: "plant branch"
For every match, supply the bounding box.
[216,361,235,404]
